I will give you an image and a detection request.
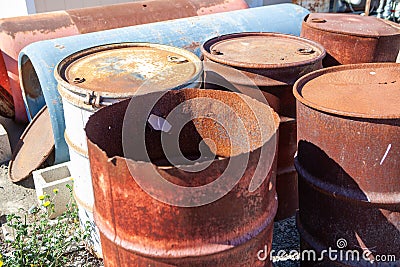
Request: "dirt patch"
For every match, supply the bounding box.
[273,216,300,266]
[0,164,36,216]
[0,163,104,266]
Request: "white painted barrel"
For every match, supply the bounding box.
[55,42,203,257]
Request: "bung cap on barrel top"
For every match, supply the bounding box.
[201,32,325,68]
[56,43,202,98]
[303,13,400,37]
[294,63,400,119]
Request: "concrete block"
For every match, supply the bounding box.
[0,123,11,163]
[32,162,73,219]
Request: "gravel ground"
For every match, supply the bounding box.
[273,217,300,267]
[0,164,36,216]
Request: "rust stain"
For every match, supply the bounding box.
[295,63,400,118]
[0,11,74,39]
[194,0,248,14]
[66,0,247,34]
[201,32,326,87]
[55,43,202,102]
[183,41,201,51]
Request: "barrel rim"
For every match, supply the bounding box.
[293,62,400,119]
[58,82,100,111]
[84,89,281,166]
[302,13,400,38]
[200,32,326,69]
[55,42,203,105]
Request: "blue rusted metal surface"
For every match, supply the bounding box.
[0,0,248,122]
[19,4,309,163]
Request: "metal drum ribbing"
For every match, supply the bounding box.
[301,13,400,67]
[18,4,309,164]
[56,43,202,258]
[201,32,325,220]
[0,0,247,122]
[85,89,280,266]
[294,63,400,266]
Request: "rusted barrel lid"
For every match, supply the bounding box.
[202,32,324,68]
[294,63,400,119]
[56,43,202,105]
[201,32,325,86]
[303,13,400,38]
[9,106,54,182]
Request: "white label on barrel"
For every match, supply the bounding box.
[148,114,172,133]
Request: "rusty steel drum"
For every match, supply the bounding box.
[0,0,247,122]
[294,63,400,266]
[56,43,202,257]
[201,32,325,220]
[85,89,280,266]
[301,13,400,67]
